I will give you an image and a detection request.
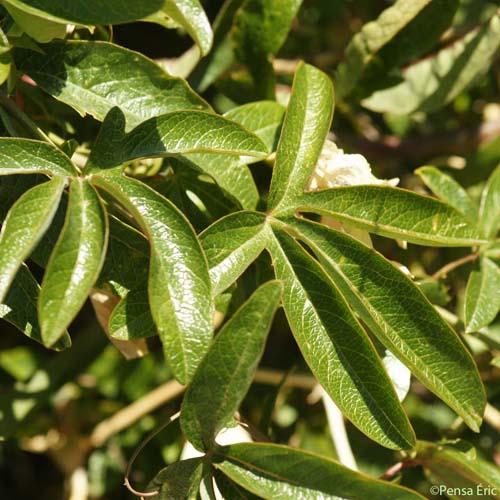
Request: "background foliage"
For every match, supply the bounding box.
[0,0,499,499]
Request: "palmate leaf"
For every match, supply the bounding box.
[92,173,212,384]
[298,186,485,246]
[38,179,108,346]
[0,176,65,303]
[216,443,426,499]
[181,281,282,451]
[268,225,415,450]
[15,41,210,132]
[287,218,486,431]
[268,62,334,212]
[363,11,500,114]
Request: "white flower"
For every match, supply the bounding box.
[307,140,399,190]
[308,140,399,247]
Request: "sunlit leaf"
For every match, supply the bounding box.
[181,281,282,450]
[268,63,334,212]
[298,186,485,246]
[217,443,426,499]
[92,173,212,383]
[0,177,64,303]
[39,179,108,346]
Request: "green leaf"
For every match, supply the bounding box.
[4,3,66,43]
[149,161,241,232]
[39,179,108,346]
[362,12,500,114]
[95,216,150,297]
[268,63,334,212]
[0,175,44,221]
[176,101,285,211]
[288,218,486,432]
[2,0,165,25]
[232,0,303,98]
[415,440,500,500]
[148,0,213,56]
[87,109,268,172]
[0,138,78,176]
[416,166,478,223]
[268,226,415,449]
[181,281,282,451]
[92,174,212,383]
[224,101,285,152]
[299,186,486,246]
[214,471,261,500]
[0,27,12,86]
[335,0,458,99]
[177,154,259,211]
[188,0,245,92]
[216,443,426,499]
[15,41,210,131]
[201,212,270,296]
[0,176,65,303]
[146,457,204,500]
[479,163,500,239]
[464,257,500,333]
[109,288,157,341]
[0,264,71,350]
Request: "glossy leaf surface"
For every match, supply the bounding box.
[201,212,270,296]
[268,63,334,211]
[0,177,64,303]
[15,41,210,131]
[39,180,107,346]
[109,289,157,341]
[288,218,486,431]
[157,0,212,56]
[181,281,282,450]
[92,174,212,383]
[0,138,77,176]
[299,186,485,246]
[416,440,500,500]
[268,226,415,449]
[217,443,426,499]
